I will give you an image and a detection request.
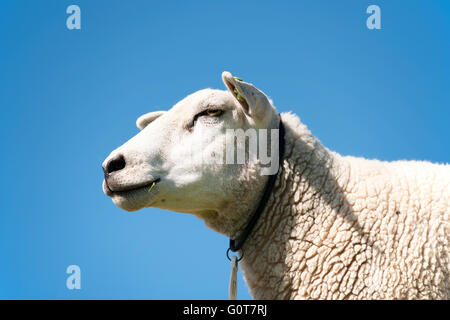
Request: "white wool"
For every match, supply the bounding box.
[239,112,449,299]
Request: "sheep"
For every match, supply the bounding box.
[102,71,450,299]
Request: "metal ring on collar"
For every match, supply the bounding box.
[226,247,244,262]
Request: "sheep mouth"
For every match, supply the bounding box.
[104,178,161,196]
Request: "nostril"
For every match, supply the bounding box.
[105,154,126,174]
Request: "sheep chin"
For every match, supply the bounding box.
[110,186,157,212]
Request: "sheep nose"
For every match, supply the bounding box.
[103,154,126,175]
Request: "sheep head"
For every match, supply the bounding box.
[102,72,280,236]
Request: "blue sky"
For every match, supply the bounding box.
[0,1,448,299]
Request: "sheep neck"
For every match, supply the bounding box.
[238,114,348,299]
[228,118,286,254]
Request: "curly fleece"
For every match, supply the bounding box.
[239,112,450,299]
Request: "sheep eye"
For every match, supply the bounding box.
[205,109,224,117]
[188,109,224,131]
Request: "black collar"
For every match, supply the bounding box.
[228,117,285,255]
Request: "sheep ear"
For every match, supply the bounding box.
[136,111,165,130]
[222,71,273,124]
